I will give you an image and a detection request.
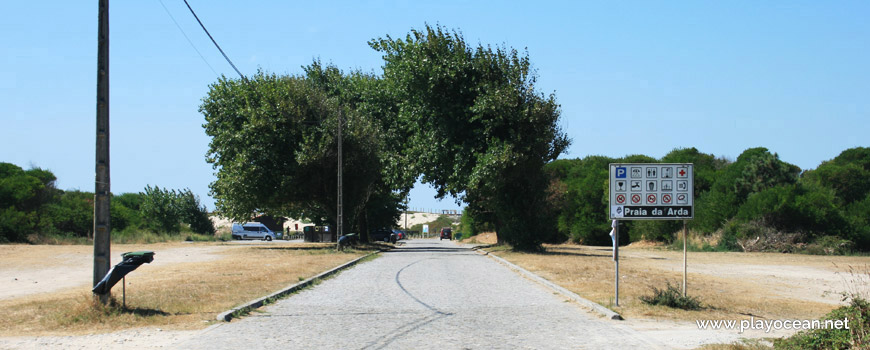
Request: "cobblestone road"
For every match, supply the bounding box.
[176,239,666,349]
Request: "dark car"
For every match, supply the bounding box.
[440,227,452,240]
[370,228,398,243]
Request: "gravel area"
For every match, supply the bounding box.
[175,239,666,349]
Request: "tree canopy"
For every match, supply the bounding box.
[201,25,570,249]
[370,25,570,250]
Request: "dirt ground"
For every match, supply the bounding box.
[0,240,364,350]
[488,240,870,347]
[0,243,235,300]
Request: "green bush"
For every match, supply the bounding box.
[42,190,93,237]
[639,282,703,310]
[736,183,848,239]
[631,220,682,243]
[140,186,214,235]
[774,297,870,349]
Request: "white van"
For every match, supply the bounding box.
[231,222,281,241]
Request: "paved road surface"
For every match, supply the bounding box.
[177,239,665,349]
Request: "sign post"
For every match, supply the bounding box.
[683,220,688,296]
[610,220,619,306]
[610,163,694,300]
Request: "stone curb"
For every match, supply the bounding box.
[473,246,623,320]
[217,250,381,322]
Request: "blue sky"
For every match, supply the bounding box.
[2,1,868,212]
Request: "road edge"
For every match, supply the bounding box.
[473,246,623,320]
[217,250,381,322]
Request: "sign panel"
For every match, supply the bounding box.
[610,163,694,220]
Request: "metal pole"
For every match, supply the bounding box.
[614,220,619,307]
[336,110,343,245]
[683,220,688,297]
[122,276,126,308]
[93,0,111,305]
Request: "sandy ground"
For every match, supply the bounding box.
[0,327,201,350]
[0,243,235,300]
[618,245,857,306]
[396,212,456,229]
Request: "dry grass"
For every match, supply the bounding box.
[460,231,498,245]
[0,243,371,336]
[493,243,870,322]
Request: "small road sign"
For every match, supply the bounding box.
[610,163,694,220]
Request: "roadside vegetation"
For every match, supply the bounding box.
[200,24,568,251]
[639,282,703,310]
[543,146,870,254]
[0,162,216,244]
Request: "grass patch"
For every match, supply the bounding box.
[773,297,870,349]
[0,243,372,336]
[639,282,703,310]
[698,339,774,350]
[491,243,857,322]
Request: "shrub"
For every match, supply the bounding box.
[774,297,870,349]
[639,282,703,310]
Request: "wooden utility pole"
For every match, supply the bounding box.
[93,0,111,305]
[336,111,343,244]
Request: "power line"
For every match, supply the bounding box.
[182,0,247,81]
[157,0,219,76]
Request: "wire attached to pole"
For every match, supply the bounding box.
[183,0,247,82]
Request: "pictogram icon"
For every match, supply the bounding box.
[616,194,626,204]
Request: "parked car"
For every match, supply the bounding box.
[370,228,398,243]
[231,222,281,241]
[396,230,406,240]
[440,227,452,240]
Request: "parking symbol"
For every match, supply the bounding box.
[615,167,627,178]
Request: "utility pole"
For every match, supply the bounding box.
[336,110,343,245]
[93,0,111,305]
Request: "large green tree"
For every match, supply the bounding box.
[201,71,401,236]
[370,25,570,250]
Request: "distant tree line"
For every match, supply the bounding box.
[535,147,870,253]
[0,162,214,243]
